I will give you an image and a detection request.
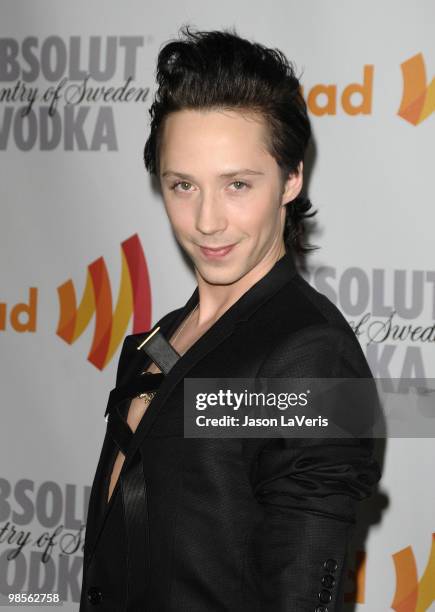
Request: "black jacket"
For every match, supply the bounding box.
[79,250,382,611]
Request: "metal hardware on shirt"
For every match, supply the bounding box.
[138,388,157,403]
[136,303,199,376]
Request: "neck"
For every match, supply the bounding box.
[193,242,286,328]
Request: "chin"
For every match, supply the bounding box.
[200,271,241,286]
[195,259,248,286]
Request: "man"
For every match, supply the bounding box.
[80,26,381,611]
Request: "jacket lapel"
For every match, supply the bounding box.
[86,250,298,567]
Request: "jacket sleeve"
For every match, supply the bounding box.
[249,324,382,612]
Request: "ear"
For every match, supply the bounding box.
[281,161,303,206]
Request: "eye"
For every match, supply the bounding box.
[169,180,250,193]
[230,180,250,191]
[170,181,193,192]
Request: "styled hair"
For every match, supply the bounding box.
[144,24,318,255]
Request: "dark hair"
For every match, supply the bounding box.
[144,24,318,255]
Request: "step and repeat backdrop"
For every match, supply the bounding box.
[1,1,434,610]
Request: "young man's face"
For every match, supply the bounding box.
[158,108,302,286]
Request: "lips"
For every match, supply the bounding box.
[199,243,236,258]
[200,244,235,251]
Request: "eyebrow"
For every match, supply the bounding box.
[160,168,265,180]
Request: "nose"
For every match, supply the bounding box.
[195,190,228,235]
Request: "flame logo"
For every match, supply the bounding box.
[56,234,152,370]
[391,533,435,611]
[398,53,435,125]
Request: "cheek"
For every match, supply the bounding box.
[229,190,276,228]
[165,200,192,230]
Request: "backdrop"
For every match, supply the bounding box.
[1,1,434,610]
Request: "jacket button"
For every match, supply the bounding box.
[321,574,336,588]
[87,586,103,605]
[323,558,338,573]
[318,589,332,604]
[315,607,328,612]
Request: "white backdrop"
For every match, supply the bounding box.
[1,1,434,610]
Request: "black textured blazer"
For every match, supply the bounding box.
[79,250,382,611]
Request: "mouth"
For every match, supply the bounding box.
[198,243,237,259]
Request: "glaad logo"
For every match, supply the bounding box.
[398,53,435,125]
[300,66,374,116]
[391,533,435,611]
[56,234,151,370]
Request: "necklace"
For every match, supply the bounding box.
[171,303,199,345]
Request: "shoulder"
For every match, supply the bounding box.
[269,272,355,336]
[255,273,371,378]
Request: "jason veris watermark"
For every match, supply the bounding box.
[183,377,435,439]
[194,387,328,428]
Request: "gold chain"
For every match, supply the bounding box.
[171,303,199,345]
